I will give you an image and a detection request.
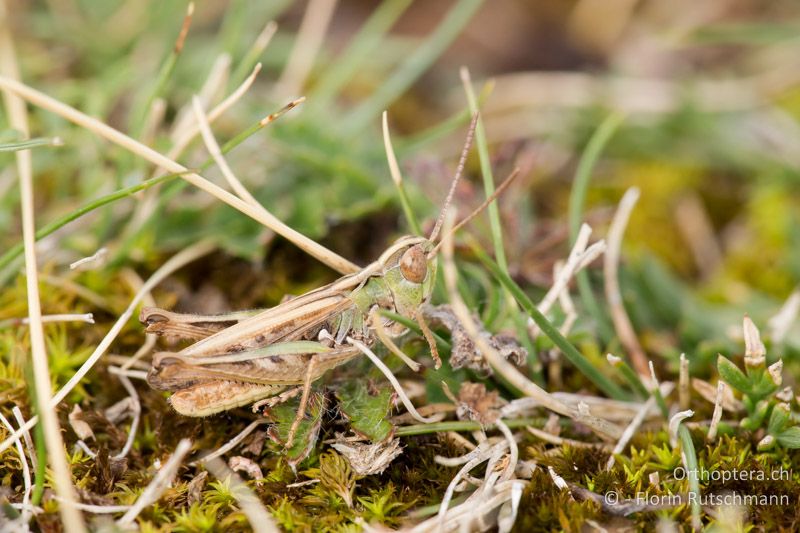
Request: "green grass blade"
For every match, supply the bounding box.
[226,1,291,86]
[608,355,650,400]
[568,112,625,342]
[309,0,413,112]
[0,137,62,152]
[0,173,177,272]
[396,417,546,436]
[343,0,483,134]
[471,241,630,400]
[129,7,192,139]
[462,71,507,271]
[678,425,702,528]
[395,178,422,235]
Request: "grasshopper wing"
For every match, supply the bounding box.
[149,343,360,416]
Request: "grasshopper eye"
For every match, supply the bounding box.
[400,245,427,283]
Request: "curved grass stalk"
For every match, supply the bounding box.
[604,187,648,376]
[382,111,422,235]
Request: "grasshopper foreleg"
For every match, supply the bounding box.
[414,308,441,369]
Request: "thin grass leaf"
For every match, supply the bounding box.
[395,417,545,437]
[309,0,413,112]
[382,111,422,235]
[0,136,62,152]
[229,21,277,89]
[129,3,194,139]
[0,109,272,276]
[343,0,483,134]
[398,83,491,155]
[609,356,650,400]
[461,68,507,272]
[678,425,702,529]
[569,112,625,342]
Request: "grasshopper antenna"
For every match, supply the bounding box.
[428,167,520,257]
[428,112,480,242]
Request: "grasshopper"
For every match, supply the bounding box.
[143,115,517,446]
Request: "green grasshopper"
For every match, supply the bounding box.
[143,115,517,446]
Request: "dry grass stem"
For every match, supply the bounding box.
[604,386,673,470]
[191,419,269,467]
[527,425,612,451]
[166,63,263,166]
[108,371,141,460]
[0,412,32,526]
[12,406,36,473]
[675,193,722,279]
[554,260,578,335]
[679,353,689,410]
[537,223,593,314]
[273,0,338,100]
[707,381,726,441]
[117,439,193,527]
[668,410,693,448]
[371,308,421,371]
[382,111,405,187]
[529,223,604,338]
[204,457,282,533]
[192,96,264,208]
[170,53,231,141]
[0,5,86,528]
[604,187,648,376]
[0,312,95,327]
[39,273,111,311]
[69,246,108,270]
[140,97,166,146]
[0,75,360,274]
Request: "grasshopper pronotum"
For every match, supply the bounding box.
[143,115,517,446]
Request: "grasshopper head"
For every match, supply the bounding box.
[380,236,437,318]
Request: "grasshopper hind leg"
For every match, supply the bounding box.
[285,357,318,449]
[169,381,286,417]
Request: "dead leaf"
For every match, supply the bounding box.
[331,438,403,476]
[241,429,268,456]
[187,471,208,506]
[692,378,743,412]
[456,382,503,424]
[69,404,95,441]
[423,304,526,374]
